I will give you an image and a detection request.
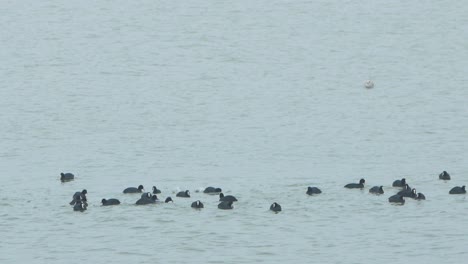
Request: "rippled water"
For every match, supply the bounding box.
[1,0,467,263]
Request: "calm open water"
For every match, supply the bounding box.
[1,0,467,263]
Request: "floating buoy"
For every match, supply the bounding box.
[364,80,374,89]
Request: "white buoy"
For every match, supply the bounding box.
[364,80,374,89]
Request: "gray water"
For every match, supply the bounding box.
[1,0,467,263]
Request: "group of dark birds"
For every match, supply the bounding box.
[63,173,241,212]
[61,170,465,212]
[342,171,465,204]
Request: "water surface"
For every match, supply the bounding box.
[1,0,467,263]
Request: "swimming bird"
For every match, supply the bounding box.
[306,187,322,195]
[73,201,87,212]
[60,172,74,182]
[400,184,412,192]
[123,185,144,194]
[165,197,173,203]
[219,193,238,202]
[369,186,384,194]
[397,188,417,198]
[392,178,406,187]
[414,193,426,200]
[449,186,466,194]
[203,187,222,194]
[136,194,158,205]
[270,202,282,212]
[344,179,365,189]
[218,201,234,210]
[191,200,204,209]
[176,190,190,198]
[70,189,87,205]
[141,192,152,199]
[388,195,405,204]
[152,186,161,194]
[439,171,451,180]
[101,198,120,206]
